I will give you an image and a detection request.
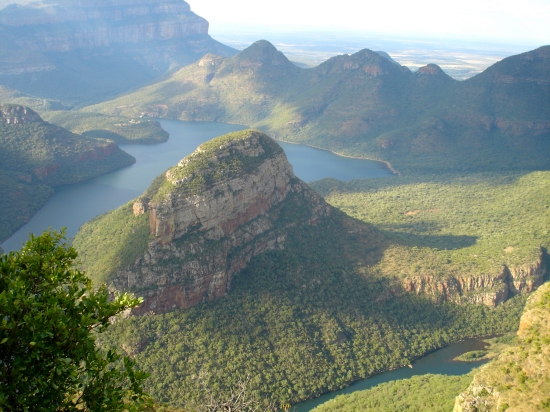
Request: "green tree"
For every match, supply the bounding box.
[0,229,152,411]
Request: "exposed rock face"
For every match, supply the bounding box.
[0,0,235,103]
[454,281,550,411]
[112,130,331,315]
[0,0,208,53]
[0,104,43,124]
[402,247,547,307]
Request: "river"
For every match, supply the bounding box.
[1,119,391,251]
[2,119,488,409]
[295,337,490,411]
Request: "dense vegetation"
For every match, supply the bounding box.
[454,281,550,411]
[97,214,527,408]
[312,373,475,411]
[0,105,136,242]
[310,171,550,281]
[159,130,282,198]
[0,230,150,411]
[0,171,52,242]
[87,42,550,173]
[41,111,169,144]
[73,201,151,286]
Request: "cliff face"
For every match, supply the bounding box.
[454,281,550,411]
[0,0,207,53]
[0,0,235,104]
[109,130,331,315]
[0,104,43,124]
[402,248,547,307]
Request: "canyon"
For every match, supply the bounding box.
[0,0,235,103]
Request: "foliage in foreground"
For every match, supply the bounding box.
[0,230,151,411]
[312,372,475,412]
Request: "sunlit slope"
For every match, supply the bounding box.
[87,42,550,173]
[311,171,550,304]
[454,281,550,411]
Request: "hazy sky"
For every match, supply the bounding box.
[191,0,550,46]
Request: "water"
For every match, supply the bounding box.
[294,337,490,411]
[1,119,391,251]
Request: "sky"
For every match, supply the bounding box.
[191,0,550,46]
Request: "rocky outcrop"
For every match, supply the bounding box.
[0,0,235,103]
[111,130,331,315]
[0,0,208,52]
[0,104,43,124]
[454,281,550,411]
[402,248,547,307]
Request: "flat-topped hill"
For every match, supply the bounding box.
[74,130,332,314]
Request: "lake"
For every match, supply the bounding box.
[1,119,392,251]
[295,337,490,411]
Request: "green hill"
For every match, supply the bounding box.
[73,131,531,408]
[86,42,550,173]
[0,104,135,241]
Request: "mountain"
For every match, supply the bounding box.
[0,0,236,105]
[454,280,550,411]
[74,130,528,407]
[88,42,550,173]
[0,104,135,241]
[74,129,332,314]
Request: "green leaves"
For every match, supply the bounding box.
[0,229,151,411]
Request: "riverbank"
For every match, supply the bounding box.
[293,337,492,411]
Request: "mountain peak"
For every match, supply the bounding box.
[416,64,446,76]
[234,40,294,68]
[79,130,332,314]
[316,48,407,76]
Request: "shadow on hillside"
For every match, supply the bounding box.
[382,230,477,250]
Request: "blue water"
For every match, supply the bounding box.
[295,337,490,411]
[1,119,392,251]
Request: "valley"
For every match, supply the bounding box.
[0,0,548,410]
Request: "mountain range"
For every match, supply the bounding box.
[87,40,550,173]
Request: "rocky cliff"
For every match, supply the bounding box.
[82,130,331,315]
[0,0,208,52]
[454,280,550,411]
[0,0,235,104]
[402,248,547,307]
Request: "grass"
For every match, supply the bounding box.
[310,171,550,281]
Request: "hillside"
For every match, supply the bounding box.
[73,131,530,408]
[312,373,475,412]
[454,281,550,411]
[0,104,135,241]
[0,0,236,105]
[87,41,550,173]
[310,172,549,306]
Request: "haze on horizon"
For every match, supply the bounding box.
[192,0,550,47]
